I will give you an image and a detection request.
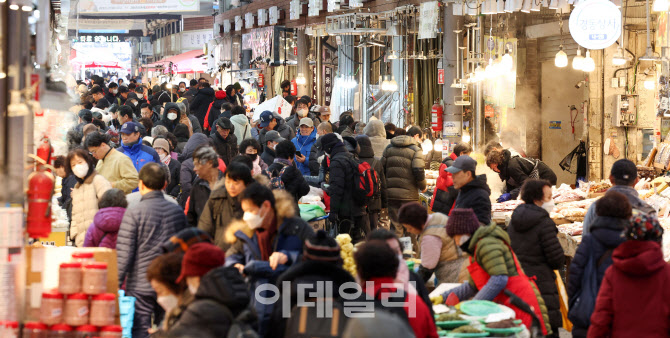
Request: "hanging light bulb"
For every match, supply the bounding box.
[653,0,669,11]
[572,48,584,70]
[387,76,398,91]
[387,50,398,60]
[422,139,433,154]
[555,46,568,68]
[612,47,627,66]
[644,73,656,90]
[501,50,514,71]
[582,50,596,72]
[295,73,307,85]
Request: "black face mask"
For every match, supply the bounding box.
[247,153,258,161]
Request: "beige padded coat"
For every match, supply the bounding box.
[70,172,111,247]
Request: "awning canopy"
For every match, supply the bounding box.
[145,50,207,74]
[70,48,123,69]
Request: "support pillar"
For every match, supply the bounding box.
[360,46,370,123]
[296,28,309,96]
[442,9,461,148]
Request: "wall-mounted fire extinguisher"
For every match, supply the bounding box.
[290,79,297,96]
[258,73,264,88]
[27,155,55,239]
[36,136,54,172]
[432,100,443,132]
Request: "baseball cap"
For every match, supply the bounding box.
[445,155,477,174]
[610,159,638,184]
[316,106,331,114]
[299,117,314,128]
[265,130,285,143]
[176,242,225,283]
[259,111,274,128]
[119,122,141,135]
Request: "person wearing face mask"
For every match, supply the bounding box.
[105,82,120,106]
[125,92,141,118]
[66,148,112,247]
[285,98,316,132]
[260,130,284,167]
[198,162,253,251]
[117,163,187,338]
[435,208,552,336]
[506,179,565,337]
[146,252,186,335]
[266,140,310,208]
[86,131,139,194]
[210,117,238,166]
[178,81,187,94]
[168,243,255,337]
[155,102,183,133]
[153,137,181,198]
[225,183,314,336]
[117,122,161,175]
[239,138,267,176]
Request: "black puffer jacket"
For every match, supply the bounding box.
[190,87,215,128]
[187,174,223,227]
[261,147,276,167]
[567,216,627,337]
[453,175,492,225]
[267,160,310,205]
[210,132,238,166]
[166,159,181,198]
[258,113,296,150]
[308,137,324,176]
[356,135,387,212]
[168,266,254,337]
[327,144,366,218]
[285,112,318,133]
[507,203,565,331]
[381,135,426,201]
[499,150,557,199]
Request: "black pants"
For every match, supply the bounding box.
[128,291,164,338]
[368,211,379,231]
[339,215,370,243]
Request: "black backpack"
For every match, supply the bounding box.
[221,306,260,338]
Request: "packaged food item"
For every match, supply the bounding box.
[63,293,89,327]
[73,325,97,338]
[89,293,116,327]
[98,325,123,338]
[47,324,73,338]
[81,262,107,295]
[22,322,48,338]
[58,263,82,295]
[71,252,95,264]
[39,291,64,325]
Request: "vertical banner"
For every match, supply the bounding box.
[312,65,317,103]
[324,66,333,106]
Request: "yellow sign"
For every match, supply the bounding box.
[37,231,67,247]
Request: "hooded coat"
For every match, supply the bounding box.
[224,190,315,336]
[328,144,366,218]
[356,135,387,212]
[83,206,125,249]
[381,135,427,202]
[291,128,318,177]
[364,119,390,158]
[507,203,565,330]
[497,149,557,199]
[211,130,238,166]
[155,102,183,132]
[173,124,190,153]
[588,240,670,338]
[197,181,244,252]
[230,114,252,145]
[258,113,296,149]
[178,133,211,207]
[568,216,628,337]
[453,175,492,225]
[71,172,112,247]
[190,87,216,128]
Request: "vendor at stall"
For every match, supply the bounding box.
[433,208,551,336]
[485,149,557,202]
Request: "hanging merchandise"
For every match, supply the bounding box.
[559,141,587,184]
[432,100,443,132]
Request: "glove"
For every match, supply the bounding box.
[445,293,461,306]
[430,295,444,305]
[497,193,512,203]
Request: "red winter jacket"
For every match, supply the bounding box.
[364,277,438,338]
[588,240,670,338]
[431,153,458,214]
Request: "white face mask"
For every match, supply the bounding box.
[159,153,171,164]
[167,113,178,121]
[188,283,198,296]
[243,207,265,229]
[298,109,308,117]
[111,89,118,95]
[458,235,471,246]
[157,295,178,313]
[541,200,555,214]
[72,163,89,178]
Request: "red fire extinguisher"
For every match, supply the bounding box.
[258,73,265,88]
[290,79,297,96]
[26,166,55,238]
[432,100,443,132]
[36,136,54,172]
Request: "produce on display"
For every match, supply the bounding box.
[335,234,357,277]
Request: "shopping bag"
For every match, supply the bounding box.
[555,270,573,331]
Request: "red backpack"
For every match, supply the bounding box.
[349,158,380,204]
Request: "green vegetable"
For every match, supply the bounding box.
[451,325,483,334]
[437,313,464,322]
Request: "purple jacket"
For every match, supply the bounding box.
[83,207,125,249]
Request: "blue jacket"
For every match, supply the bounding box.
[291,129,317,176]
[224,191,314,336]
[117,191,187,294]
[118,141,160,173]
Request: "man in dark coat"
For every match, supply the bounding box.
[308,122,332,176]
[189,83,216,128]
[210,117,238,166]
[507,180,565,336]
[117,163,187,338]
[356,135,387,231]
[181,79,199,103]
[486,148,557,202]
[266,140,310,205]
[258,111,296,152]
[178,133,210,207]
[90,85,111,109]
[261,130,283,167]
[447,155,492,225]
[105,82,119,105]
[381,126,426,238]
[431,142,472,215]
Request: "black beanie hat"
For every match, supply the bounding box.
[321,133,343,154]
[304,230,341,262]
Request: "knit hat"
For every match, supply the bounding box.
[446,208,481,237]
[304,230,341,262]
[161,228,213,253]
[321,133,343,154]
[626,211,664,242]
[153,138,170,153]
[176,242,225,283]
[215,90,227,100]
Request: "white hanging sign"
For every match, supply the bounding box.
[258,9,267,26]
[223,19,231,33]
[235,15,243,31]
[308,0,322,17]
[245,12,255,29]
[290,0,302,20]
[269,6,280,24]
[569,0,621,50]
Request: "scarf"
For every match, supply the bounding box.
[256,216,277,261]
[160,153,171,165]
[252,157,262,177]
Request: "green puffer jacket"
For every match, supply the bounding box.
[467,223,552,335]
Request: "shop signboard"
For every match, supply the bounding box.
[325,66,333,106]
[290,0,302,20]
[78,0,199,13]
[568,0,621,50]
[443,121,460,137]
[437,69,444,85]
[270,7,281,25]
[181,30,214,51]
